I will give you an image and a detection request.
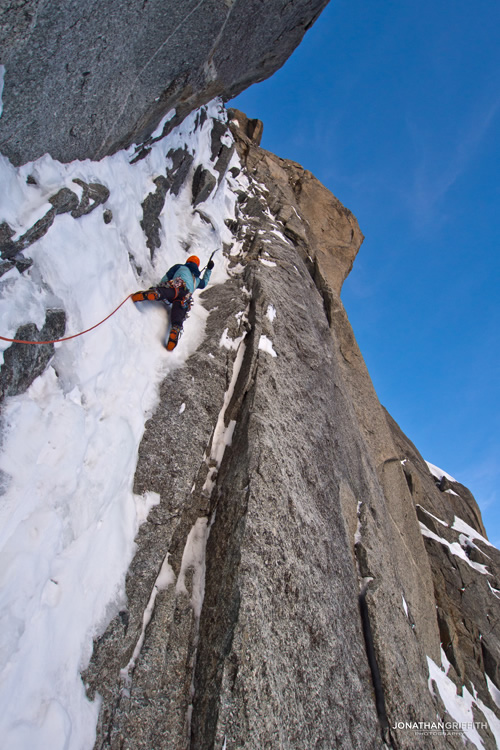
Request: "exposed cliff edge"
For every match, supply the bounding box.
[0,0,328,165]
[81,109,500,749]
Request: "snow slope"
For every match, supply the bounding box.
[0,99,241,750]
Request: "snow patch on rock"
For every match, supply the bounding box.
[427,653,500,748]
[426,461,458,483]
[258,334,277,357]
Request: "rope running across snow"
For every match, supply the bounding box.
[0,294,133,346]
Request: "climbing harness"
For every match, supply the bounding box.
[0,294,134,346]
[165,277,188,299]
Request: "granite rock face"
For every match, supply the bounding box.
[386,409,500,734]
[0,180,110,260]
[192,165,217,207]
[85,136,382,749]
[83,110,500,749]
[3,2,498,746]
[0,309,66,402]
[0,0,330,165]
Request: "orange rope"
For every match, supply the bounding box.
[0,294,133,346]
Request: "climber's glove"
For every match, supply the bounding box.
[207,260,215,270]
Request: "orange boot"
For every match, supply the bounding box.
[166,325,181,351]
[132,289,159,302]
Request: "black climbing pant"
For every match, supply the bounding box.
[155,284,190,328]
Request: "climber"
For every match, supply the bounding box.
[132,254,215,350]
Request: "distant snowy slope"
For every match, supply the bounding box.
[0,99,240,749]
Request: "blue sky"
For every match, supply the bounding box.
[231,0,500,543]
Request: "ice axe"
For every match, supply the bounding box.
[201,248,219,272]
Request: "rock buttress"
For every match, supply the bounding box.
[84,109,500,749]
[228,110,476,748]
[386,408,500,748]
[0,0,330,164]
[84,134,382,748]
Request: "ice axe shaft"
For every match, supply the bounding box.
[202,249,219,271]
